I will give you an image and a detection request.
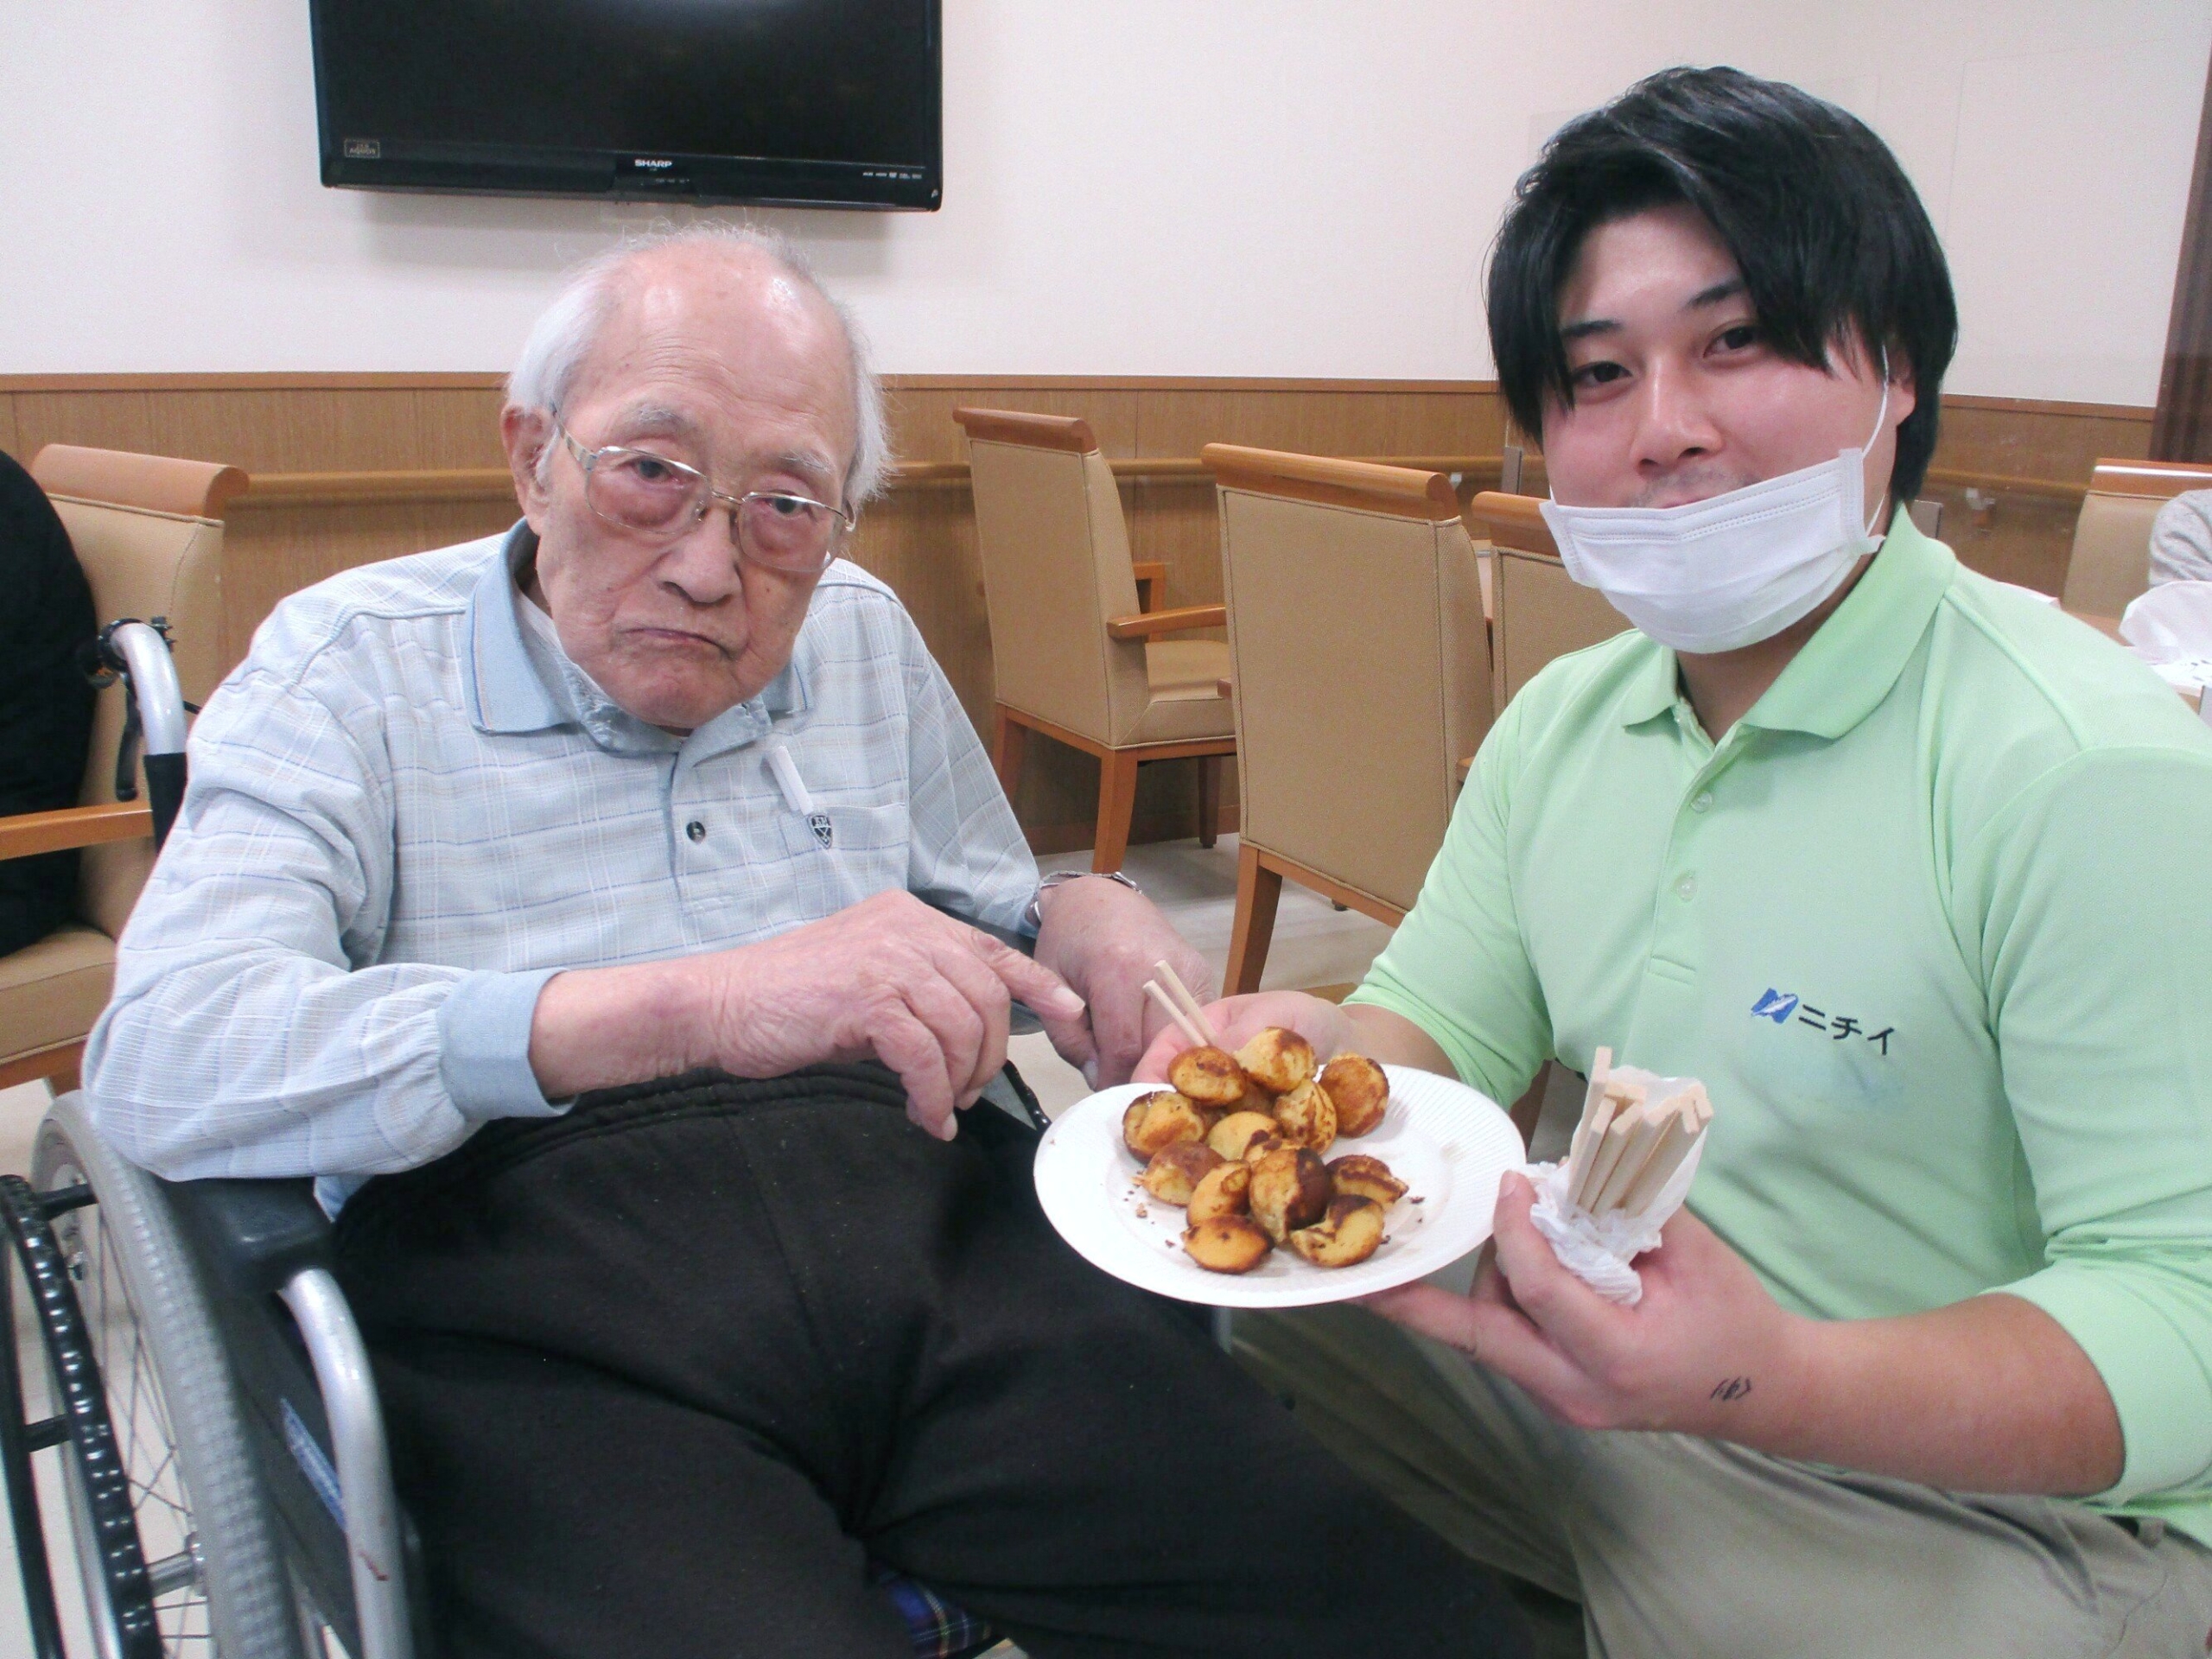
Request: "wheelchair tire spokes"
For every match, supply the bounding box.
[61,1186,212,1651]
[0,1173,165,1659]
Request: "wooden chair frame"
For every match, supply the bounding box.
[2082,457,2212,501]
[989,709,1233,875]
[1224,842,1405,997]
[1202,445,1474,993]
[955,408,1234,873]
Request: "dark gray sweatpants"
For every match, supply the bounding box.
[333,1064,1529,1659]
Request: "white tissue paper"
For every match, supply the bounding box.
[2120,579,2212,657]
[1521,1067,1709,1306]
[2120,582,2212,721]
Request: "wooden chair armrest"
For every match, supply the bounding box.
[1105,604,1228,641]
[0,802,154,862]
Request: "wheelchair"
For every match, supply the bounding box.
[2,621,1014,1658]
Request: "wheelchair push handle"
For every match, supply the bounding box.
[82,618,190,850]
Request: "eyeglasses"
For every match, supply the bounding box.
[556,425,855,575]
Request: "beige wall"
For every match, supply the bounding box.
[1,3,2206,406]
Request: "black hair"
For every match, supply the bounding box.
[1488,66,1958,504]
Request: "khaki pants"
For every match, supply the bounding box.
[1238,1304,2212,1658]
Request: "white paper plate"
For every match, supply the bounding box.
[1033,1065,1524,1307]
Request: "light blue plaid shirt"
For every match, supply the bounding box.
[85,524,1039,1207]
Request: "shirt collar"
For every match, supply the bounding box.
[462,519,812,751]
[463,522,565,734]
[1617,639,1681,728]
[1741,506,1954,739]
[1615,505,1956,739]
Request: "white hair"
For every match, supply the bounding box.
[505,224,891,510]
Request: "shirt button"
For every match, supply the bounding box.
[1675,874,1697,901]
[1691,791,1713,813]
[685,820,706,842]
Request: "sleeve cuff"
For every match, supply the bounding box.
[437,968,571,1123]
[1989,1268,2212,1502]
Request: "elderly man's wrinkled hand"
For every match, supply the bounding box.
[701,891,1084,1139]
[1032,876,1212,1088]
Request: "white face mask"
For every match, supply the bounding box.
[1539,378,1892,655]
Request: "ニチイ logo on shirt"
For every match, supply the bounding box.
[1751,988,1893,1056]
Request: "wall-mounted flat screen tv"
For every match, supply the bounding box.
[309,0,941,210]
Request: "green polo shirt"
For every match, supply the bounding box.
[1351,512,2212,1541]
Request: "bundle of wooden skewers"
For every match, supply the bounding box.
[1558,1047,1713,1218]
[1141,960,1220,1052]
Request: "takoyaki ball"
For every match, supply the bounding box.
[1248,1146,1332,1243]
[1271,1080,1338,1154]
[1205,1110,1281,1163]
[1167,1045,1249,1109]
[1235,1078,1278,1116]
[1185,1160,1253,1224]
[1138,1141,1224,1205]
[1319,1053,1389,1137]
[1326,1154,1408,1206]
[1122,1091,1209,1160]
[1236,1027,1317,1095]
[1183,1215,1274,1274]
[1287,1197,1387,1268]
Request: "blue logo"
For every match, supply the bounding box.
[808,811,834,849]
[1751,987,1895,1055]
[1751,988,1799,1024]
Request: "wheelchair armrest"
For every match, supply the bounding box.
[165,1176,334,1299]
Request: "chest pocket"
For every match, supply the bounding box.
[772,796,909,908]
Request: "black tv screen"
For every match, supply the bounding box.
[309,0,941,210]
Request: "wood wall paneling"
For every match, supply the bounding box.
[223,497,520,667]
[0,374,2154,853]
[4,382,510,474]
[1916,395,2152,591]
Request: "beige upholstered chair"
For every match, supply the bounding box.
[1466,491,1631,710]
[954,408,1235,873]
[0,445,242,1092]
[1203,446,1493,994]
[2061,458,2212,620]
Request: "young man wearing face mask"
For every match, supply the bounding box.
[1138,67,2212,1655]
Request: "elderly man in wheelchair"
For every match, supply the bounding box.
[15,229,1526,1659]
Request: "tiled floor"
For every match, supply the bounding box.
[0,833,1393,1654]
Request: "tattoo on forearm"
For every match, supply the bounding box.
[1709,1376,1753,1402]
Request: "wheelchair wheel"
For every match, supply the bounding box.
[3,1095,308,1659]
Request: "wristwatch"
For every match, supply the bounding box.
[1023,868,1141,931]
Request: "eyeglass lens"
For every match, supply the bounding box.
[584,448,840,571]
